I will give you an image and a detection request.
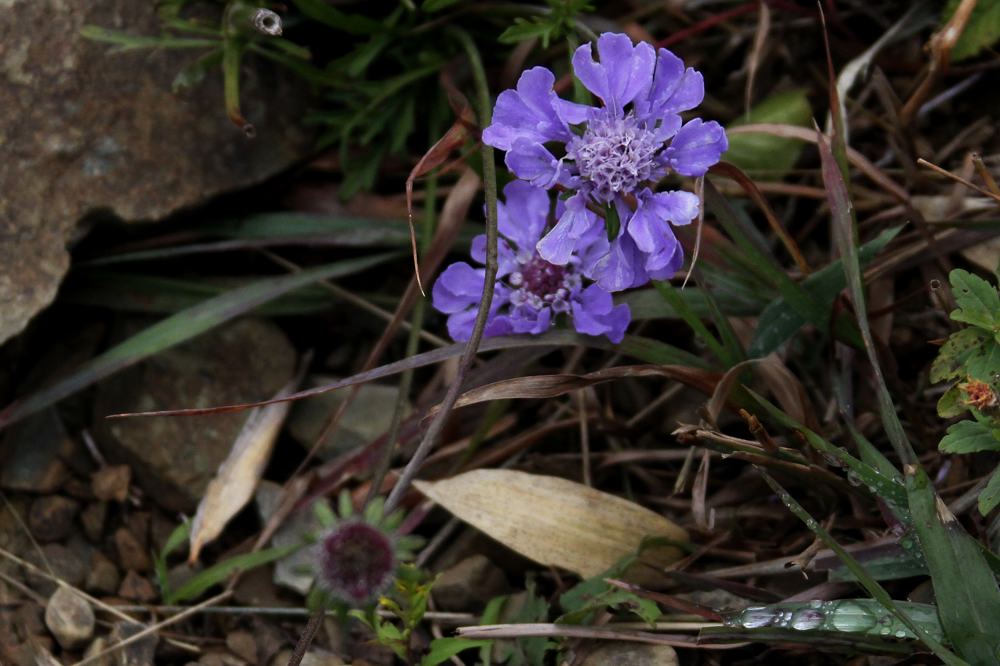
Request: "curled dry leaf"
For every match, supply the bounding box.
[188,376,300,563]
[414,469,689,581]
[428,364,721,418]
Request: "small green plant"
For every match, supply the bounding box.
[931,268,1000,514]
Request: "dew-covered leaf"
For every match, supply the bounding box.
[931,328,991,383]
[943,0,1000,61]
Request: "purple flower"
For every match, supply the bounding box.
[482,33,728,292]
[433,181,630,343]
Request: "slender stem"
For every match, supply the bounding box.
[286,610,324,666]
[385,28,498,513]
[366,175,439,507]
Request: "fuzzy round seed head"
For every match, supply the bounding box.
[317,521,395,605]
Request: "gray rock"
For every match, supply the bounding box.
[288,378,406,458]
[27,543,88,596]
[80,501,108,542]
[109,622,159,666]
[45,586,95,650]
[28,495,80,542]
[579,643,679,666]
[0,410,74,493]
[433,555,508,611]
[255,480,326,594]
[85,550,121,596]
[0,1,313,344]
[97,319,296,512]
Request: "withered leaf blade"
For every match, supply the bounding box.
[188,377,299,563]
[414,469,689,580]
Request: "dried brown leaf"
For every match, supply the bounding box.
[414,469,689,580]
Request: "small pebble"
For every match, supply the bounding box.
[44,586,95,650]
[28,495,79,542]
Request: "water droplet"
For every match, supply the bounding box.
[895,630,907,639]
[740,607,779,629]
[830,601,878,632]
[846,471,863,486]
[805,519,818,530]
[790,609,825,631]
[880,627,891,636]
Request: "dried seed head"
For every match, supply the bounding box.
[316,521,395,605]
[960,378,999,410]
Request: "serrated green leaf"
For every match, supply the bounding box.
[931,328,991,383]
[939,419,1000,454]
[949,269,1000,331]
[906,465,1000,663]
[980,465,1000,515]
[937,384,968,418]
[726,90,812,178]
[943,0,1000,61]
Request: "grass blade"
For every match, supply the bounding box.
[905,465,1000,663]
[758,469,967,665]
[0,253,400,430]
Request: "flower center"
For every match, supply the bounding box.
[508,255,581,312]
[568,114,660,202]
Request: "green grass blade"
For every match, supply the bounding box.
[653,282,730,364]
[905,465,1000,664]
[759,470,968,665]
[0,253,400,430]
[818,127,917,466]
[746,388,911,524]
[166,543,299,604]
[747,226,902,357]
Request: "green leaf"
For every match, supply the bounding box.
[906,465,1000,663]
[949,269,1000,331]
[0,252,401,430]
[166,543,299,603]
[980,465,1000,515]
[939,420,1000,454]
[747,226,900,357]
[154,521,191,599]
[726,89,812,178]
[721,599,944,641]
[944,0,1000,61]
[499,19,556,46]
[421,638,492,666]
[931,328,991,383]
[290,0,382,34]
[80,25,219,51]
[761,470,966,665]
[937,384,967,419]
[421,0,462,10]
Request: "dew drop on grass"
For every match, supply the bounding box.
[740,607,780,629]
[790,608,825,631]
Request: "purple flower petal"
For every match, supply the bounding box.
[644,237,684,280]
[635,49,705,123]
[470,234,517,276]
[592,232,649,292]
[432,262,484,314]
[552,97,595,126]
[445,307,478,341]
[498,180,550,251]
[507,305,552,335]
[626,189,698,259]
[663,119,728,177]
[536,194,600,265]
[572,33,656,116]
[483,67,569,150]
[571,284,631,343]
[505,139,567,189]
